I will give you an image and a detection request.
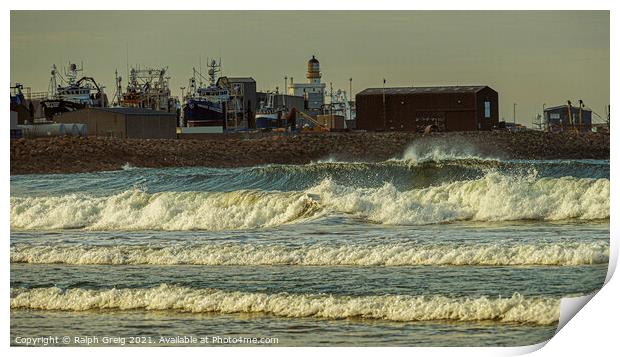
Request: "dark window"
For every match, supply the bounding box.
[484,101,491,119]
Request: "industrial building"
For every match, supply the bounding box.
[10,83,37,124]
[55,107,177,139]
[287,56,326,115]
[355,85,499,132]
[217,77,257,130]
[544,103,592,132]
[256,92,305,113]
[316,114,345,130]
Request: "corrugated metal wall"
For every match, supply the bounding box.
[57,109,126,138]
[57,108,176,139]
[355,87,498,132]
[126,114,176,139]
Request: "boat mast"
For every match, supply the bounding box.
[65,62,82,86]
[48,64,58,99]
[207,59,220,87]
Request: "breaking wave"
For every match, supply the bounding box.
[10,189,321,231]
[310,173,608,224]
[10,284,560,325]
[10,172,609,231]
[12,157,609,198]
[11,242,608,266]
[398,145,497,164]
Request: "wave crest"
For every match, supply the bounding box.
[399,144,496,164]
[310,173,609,224]
[10,189,320,231]
[11,242,608,266]
[10,171,609,231]
[10,284,560,325]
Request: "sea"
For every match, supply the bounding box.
[10,148,610,347]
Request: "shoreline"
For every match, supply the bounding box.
[10,131,609,175]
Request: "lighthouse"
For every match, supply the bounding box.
[306,55,321,84]
[288,55,326,115]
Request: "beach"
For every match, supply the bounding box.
[10,131,609,175]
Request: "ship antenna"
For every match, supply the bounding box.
[126,42,129,82]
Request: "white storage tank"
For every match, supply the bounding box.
[65,123,79,136]
[18,123,67,137]
[74,123,88,136]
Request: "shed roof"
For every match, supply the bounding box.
[357,85,491,96]
[257,91,304,99]
[92,107,176,116]
[544,104,592,112]
[223,77,256,83]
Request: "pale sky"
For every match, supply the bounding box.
[11,11,609,125]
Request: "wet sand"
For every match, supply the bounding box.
[10,131,609,175]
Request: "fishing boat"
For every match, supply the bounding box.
[183,59,229,127]
[255,92,280,129]
[40,62,107,119]
[113,66,178,113]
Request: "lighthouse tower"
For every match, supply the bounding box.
[306,55,321,84]
[288,55,326,114]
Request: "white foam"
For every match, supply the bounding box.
[10,189,320,231]
[398,144,496,164]
[10,172,609,231]
[11,242,608,266]
[121,162,136,170]
[10,284,560,325]
[309,173,609,224]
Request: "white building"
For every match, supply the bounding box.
[287,56,326,114]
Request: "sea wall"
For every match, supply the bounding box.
[10,131,609,175]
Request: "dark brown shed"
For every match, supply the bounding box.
[355,85,499,132]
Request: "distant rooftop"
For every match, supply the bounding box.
[357,85,491,96]
[220,77,256,83]
[544,104,592,112]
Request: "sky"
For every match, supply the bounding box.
[10,10,610,125]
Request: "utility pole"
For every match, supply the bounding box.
[349,78,353,104]
[513,102,517,129]
[283,76,288,110]
[543,103,547,131]
[567,100,574,129]
[383,78,387,129]
[126,42,129,81]
[329,82,333,116]
[579,99,584,131]
[608,104,610,129]
[180,87,185,101]
[349,77,353,121]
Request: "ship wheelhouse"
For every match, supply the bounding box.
[57,85,94,105]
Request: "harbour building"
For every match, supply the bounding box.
[217,76,257,130]
[543,102,592,133]
[355,85,499,132]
